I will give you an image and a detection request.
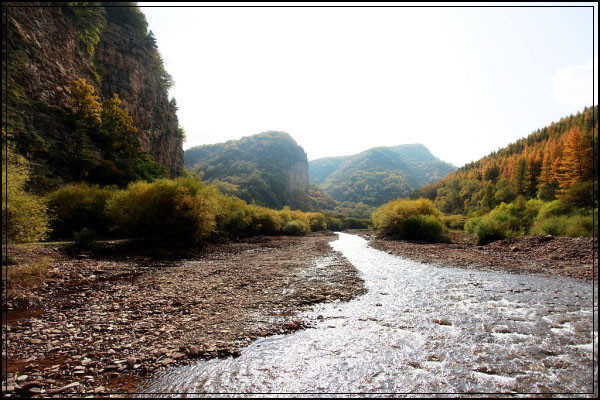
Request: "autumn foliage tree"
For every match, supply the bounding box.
[2,136,50,243]
[69,77,102,125]
[557,126,593,194]
[67,78,166,185]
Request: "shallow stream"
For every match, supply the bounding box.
[139,233,597,395]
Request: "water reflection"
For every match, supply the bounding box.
[139,233,597,395]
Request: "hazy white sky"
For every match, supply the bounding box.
[139,3,597,167]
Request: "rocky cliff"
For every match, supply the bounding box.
[185,131,310,210]
[3,3,183,189]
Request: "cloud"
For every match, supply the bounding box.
[551,58,598,108]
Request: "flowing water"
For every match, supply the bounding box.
[139,233,597,395]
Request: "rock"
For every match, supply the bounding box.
[160,358,173,366]
[188,345,200,357]
[20,381,42,390]
[59,382,80,392]
[433,318,452,326]
[127,357,136,368]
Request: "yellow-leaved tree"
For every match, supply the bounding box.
[2,134,50,244]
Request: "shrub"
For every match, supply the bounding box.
[344,218,370,230]
[308,212,327,232]
[2,144,50,243]
[47,183,116,239]
[472,218,507,245]
[531,214,594,237]
[246,205,284,236]
[325,215,344,231]
[441,214,466,230]
[464,216,481,234]
[466,197,544,244]
[530,197,595,238]
[403,215,446,242]
[215,196,252,239]
[372,198,446,242]
[282,220,310,235]
[105,177,219,246]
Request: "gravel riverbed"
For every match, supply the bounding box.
[2,232,365,396]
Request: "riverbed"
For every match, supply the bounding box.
[140,232,598,395]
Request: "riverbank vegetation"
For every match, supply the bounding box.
[42,175,331,247]
[400,106,597,244]
[372,198,447,242]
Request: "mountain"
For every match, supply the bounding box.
[185,131,310,209]
[309,144,456,206]
[412,106,597,215]
[3,3,184,189]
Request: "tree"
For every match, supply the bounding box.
[484,164,500,182]
[2,139,50,243]
[557,126,593,193]
[69,78,102,126]
[512,157,528,195]
[100,93,139,158]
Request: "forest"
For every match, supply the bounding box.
[309,144,456,207]
[398,106,598,244]
[185,132,310,210]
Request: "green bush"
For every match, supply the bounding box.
[531,213,594,237]
[308,212,327,232]
[215,196,252,239]
[532,215,590,237]
[246,205,284,236]
[441,214,466,230]
[47,183,116,239]
[472,218,507,245]
[466,197,544,244]
[2,144,50,243]
[325,215,344,231]
[105,177,219,246]
[372,198,446,242]
[403,215,446,242]
[282,220,310,235]
[464,216,481,234]
[530,197,595,238]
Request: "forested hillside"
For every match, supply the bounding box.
[412,106,597,215]
[184,131,310,209]
[309,144,456,206]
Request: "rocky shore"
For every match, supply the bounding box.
[2,232,365,396]
[363,232,597,280]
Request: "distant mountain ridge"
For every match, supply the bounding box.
[184,131,309,209]
[309,144,456,206]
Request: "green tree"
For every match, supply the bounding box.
[2,141,50,243]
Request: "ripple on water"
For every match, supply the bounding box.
[139,233,597,395]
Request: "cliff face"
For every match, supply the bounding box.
[94,11,183,177]
[3,3,183,188]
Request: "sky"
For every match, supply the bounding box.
[139,3,597,167]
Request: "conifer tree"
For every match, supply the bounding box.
[557,126,593,193]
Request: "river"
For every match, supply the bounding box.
[139,232,597,395]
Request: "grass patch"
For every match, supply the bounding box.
[2,255,52,291]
